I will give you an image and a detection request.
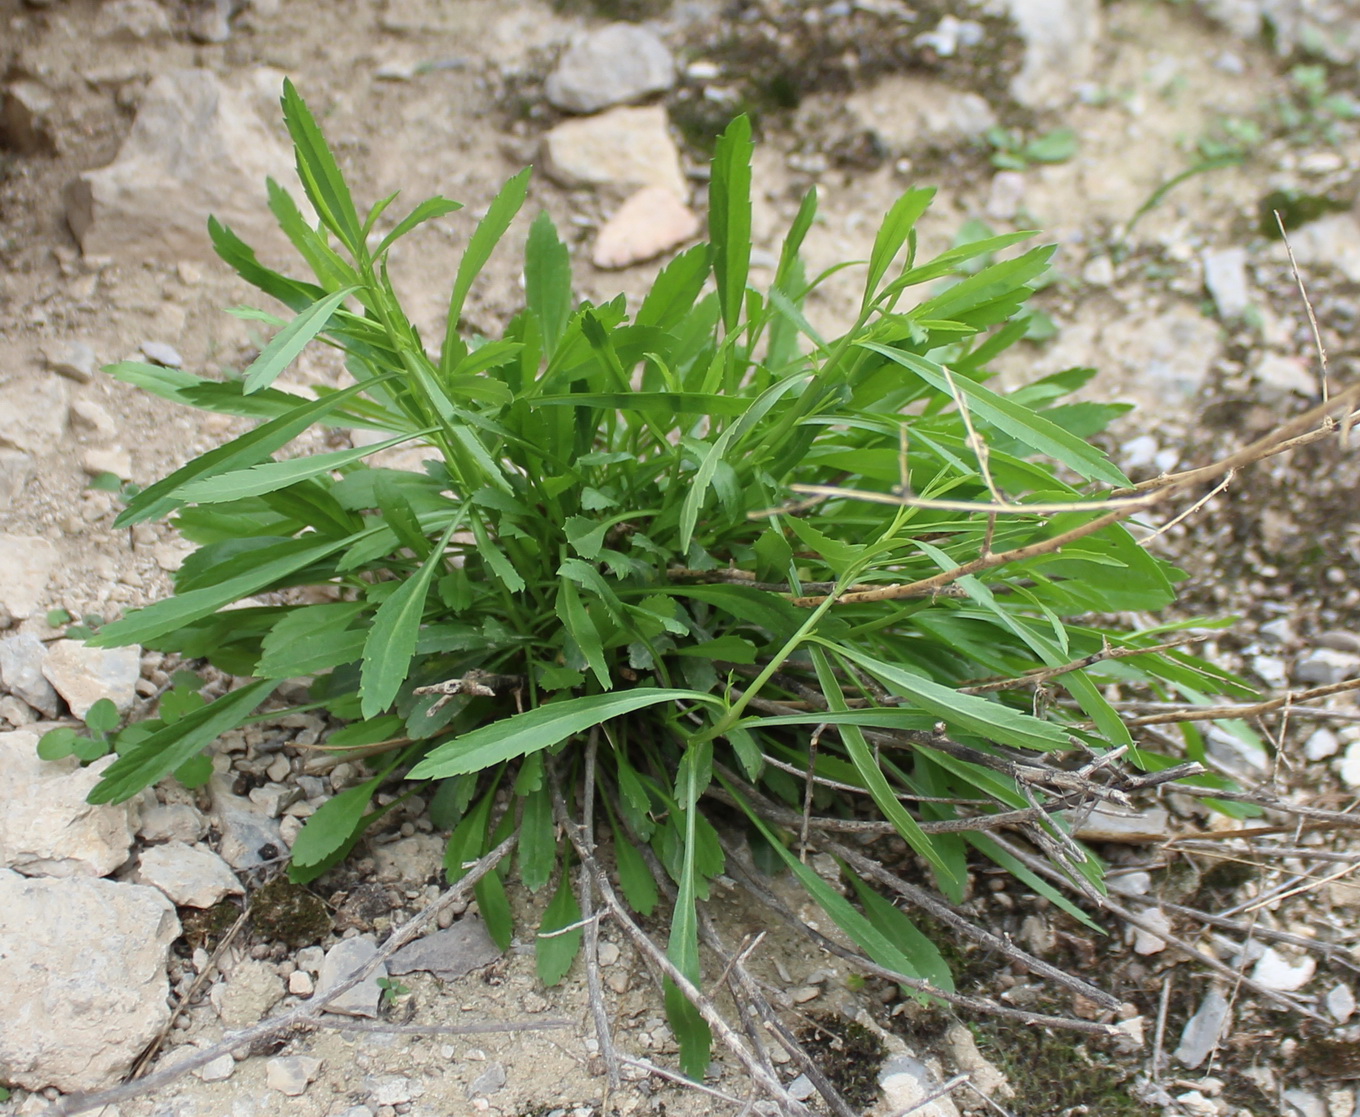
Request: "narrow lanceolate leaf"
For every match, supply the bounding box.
[90,532,361,648]
[858,343,1130,487]
[824,644,1070,753]
[524,211,573,358]
[556,578,611,690]
[375,196,463,259]
[407,689,718,780]
[87,679,276,804]
[612,819,659,916]
[666,739,714,1079]
[536,872,584,986]
[280,79,364,256]
[115,375,390,527]
[709,114,754,334]
[518,784,557,893]
[176,427,435,503]
[863,187,934,309]
[242,286,359,394]
[289,772,383,869]
[442,168,533,374]
[359,523,459,719]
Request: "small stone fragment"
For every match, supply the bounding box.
[41,639,142,718]
[879,1054,961,1117]
[70,399,118,437]
[140,341,184,368]
[597,941,621,966]
[1175,988,1230,1069]
[787,1074,815,1101]
[0,449,35,511]
[1202,246,1250,319]
[1,81,57,155]
[41,341,99,383]
[316,936,387,1017]
[1307,728,1341,761]
[1297,648,1360,686]
[81,448,133,480]
[1251,946,1315,992]
[542,105,686,197]
[368,1074,415,1105]
[592,186,699,270]
[211,958,285,1028]
[133,841,243,908]
[289,970,315,996]
[266,1054,322,1096]
[546,23,675,114]
[1070,805,1174,843]
[195,1052,236,1082]
[1131,909,1171,955]
[137,801,208,843]
[1328,983,1356,1024]
[0,378,68,455]
[467,1062,507,1097]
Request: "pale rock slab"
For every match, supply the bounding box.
[542,106,687,198]
[138,800,209,843]
[42,639,142,718]
[1,80,57,155]
[1202,246,1251,319]
[545,22,675,114]
[134,840,243,907]
[81,447,134,480]
[1070,805,1174,843]
[1252,945,1315,992]
[877,1054,961,1117]
[0,449,36,511]
[210,771,285,869]
[845,75,997,151]
[0,632,59,717]
[1131,908,1172,955]
[1001,0,1102,108]
[316,936,387,1017]
[267,1055,323,1096]
[592,186,699,269]
[0,730,138,878]
[212,958,285,1028]
[41,340,99,383]
[1175,988,1230,1068]
[0,375,69,455]
[1286,213,1360,284]
[388,916,502,981]
[1196,0,1360,63]
[66,68,299,266]
[0,535,57,623]
[0,868,179,1092]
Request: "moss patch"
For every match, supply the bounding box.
[795,1013,887,1109]
[249,876,331,947]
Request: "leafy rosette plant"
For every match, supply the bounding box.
[77,82,1247,1074]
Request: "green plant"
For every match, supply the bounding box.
[984,126,1079,170]
[67,82,1250,1080]
[375,976,410,1009]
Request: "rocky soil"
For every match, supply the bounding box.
[4,0,1360,1115]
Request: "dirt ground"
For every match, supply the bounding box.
[4,0,1360,1114]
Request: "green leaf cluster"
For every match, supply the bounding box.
[67,82,1250,1076]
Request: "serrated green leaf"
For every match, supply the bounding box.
[525,211,573,358]
[536,871,584,986]
[555,578,611,690]
[359,522,459,719]
[280,79,364,256]
[864,188,934,308]
[87,679,275,804]
[519,785,557,892]
[291,774,382,868]
[375,196,463,259]
[409,689,717,780]
[636,244,711,332]
[612,818,659,915]
[709,115,753,335]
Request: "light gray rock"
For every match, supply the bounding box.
[943,1024,1013,1099]
[368,1074,415,1105]
[81,446,134,480]
[138,800,209,843]
[211,958,285,1028]
[1296,647,1360,686]
[467,1063,507,1098]
[1070,805,1174,843]
[1305,727,1340,761]
[542,105,687,198]
[1252,945,1315,992]
[0,534,57,621]
[1202,246,1250,319]
[1252,352,1317,399]
[133,841,243,908]
[0,730,138,878]
[266,1055,322,1096]
[545,23,675,114]
[1283,1088,1327,1117]
[372,832,444,882]
[41,639,142,718]
[1,81,57,155]
[98,0,173,38]
[210,772,285,869]
[1175,987,1230,1068]
[0,633,59,717]
[41,340,99,383]
[0,695,38,727]
[787,1074,814,1101]
[141,340,184,368]
[1327,983,1356,1023]
[879,1054,961,1117]
[316,936,386,1018]
[70,398,118,438]
[195,1052,237,1082]
[0,868,179,1092]
[388,916,502,981]
[0,377,67,455]
[845,75,997,151]
[0,448,35,511]
[1001,0,1102,108]
[66,68,299,265]
[1286,213,1360,284]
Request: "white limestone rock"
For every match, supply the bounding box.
[545,23,675,114]
[1001,0,1102,108]
[316,936,387,1018]
[41,639,142,718]
[0,868,179,1092]
[211,958,285,1029]
[133,840,243,908]
[0,633,59,717]
[267,1054,323,1096]
[0,730,138,878]
[592,186,700,270]
[66,68,299,266]
[542,105,687,198]
[0,534,58,621]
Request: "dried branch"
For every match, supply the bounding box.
[960,637,1196,694]
[44,833,519,1117]
[577,732,622,1090]
[1087,677,1360,727]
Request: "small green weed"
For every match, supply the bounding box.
[984,126,1079,170]
[376,976,411,1010]
[59,82,1248,1077]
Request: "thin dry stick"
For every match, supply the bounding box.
[1276,210,1329,404]
[43,834,519,1117]
[1151,973,1173,1083]
[1166,782,1360,828]
[983,831,1327,1022]
[1104,677,1360,728]
[960,637,1196,694]
[617,1057,748,1107]
[894,1073,971,1117]
[313,1018,572,1037]
[1137,468,1235,548]
[547,775,812,1116]
[1152,899,1359,967]
[577,733,622,1092]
